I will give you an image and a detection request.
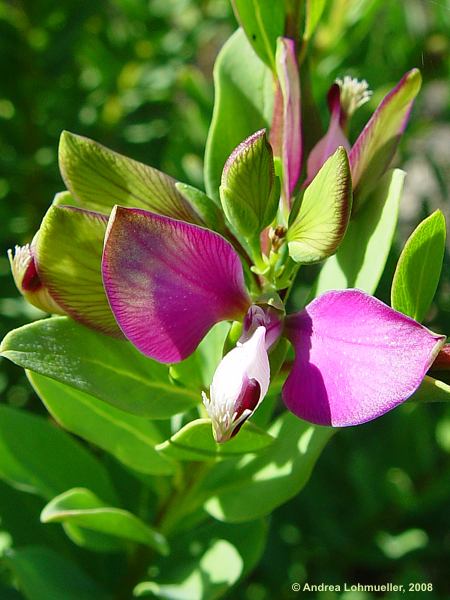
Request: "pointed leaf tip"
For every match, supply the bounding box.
[350,69,422,209]
[102,207,251,363]
[287,146,352,264]
[392,209,446,322]
[283,289,445,427]
[220,129,278,238]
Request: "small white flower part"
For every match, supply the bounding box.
[8,244,34,289]
[202,326,270,443]
[335,76,372,117]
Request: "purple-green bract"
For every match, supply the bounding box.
[305,68,421,201]
[275,37,302,203]
[101,205,445,428]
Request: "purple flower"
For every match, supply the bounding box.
[102,206,445,439]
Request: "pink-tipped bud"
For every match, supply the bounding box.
[202,326,270,443]
[8,241,64,315]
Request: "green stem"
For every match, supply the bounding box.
[115,461,212,599]
[247,235,267,273]
[158,461,212,535]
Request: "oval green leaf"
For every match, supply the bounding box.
[204,28,274,201]
[0,405,116,502]
[156,419,274,462]
[3,547,108,600]
[175,182,225,233]
[0,317,199,418]
[232,0,285,69]
[391,210,446,322]
[27,371,176,476]
[41,488,169,555]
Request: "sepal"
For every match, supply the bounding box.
[287,147,352,264]
[220,129,278,239]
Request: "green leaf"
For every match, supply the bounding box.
[3,546,108,600]
[202,412,334,523]
[59,130,202,224]
[0,405,116,502]
[391,210,446,322]
[204,29,274,201]
[170,321,230,391]
[409,375,450,404]
[220,129,278,239]
[287,147,352,264]
[175,182,225,233]
[0,480,71,554]
[52,190,74,206]
[62,522,124,553]
[304,0,327,41]
[231,1,285,69]
[41,488,169,555]
[1,317,199,419]
[135,519,267,600]
[27,371,176,476]
[157,419,274,462]
[311,168,404,296]
[36,204,121,336]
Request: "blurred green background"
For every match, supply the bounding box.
[0,0,449,598]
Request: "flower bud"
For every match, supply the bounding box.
[202,326,270,443]
[335,76,372,120]
[8,241,64,315]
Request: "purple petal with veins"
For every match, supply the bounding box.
[283,289,445,427]
[305,84,350,186]
[102,207,251,363]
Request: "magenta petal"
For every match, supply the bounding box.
[305,84,350,186]
[283,289,445,427]
[102,207,251,363]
